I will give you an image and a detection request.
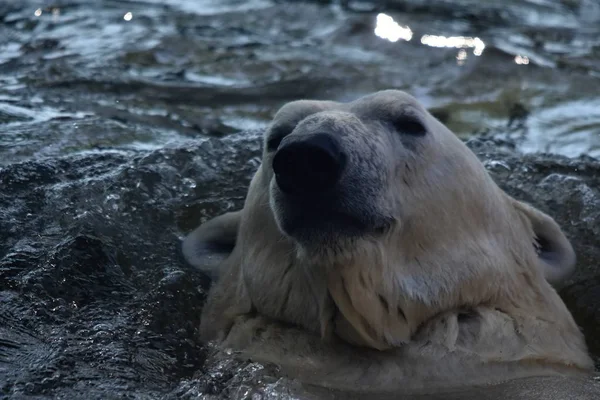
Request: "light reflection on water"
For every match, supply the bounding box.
[374,13,413,42]
[140,0,273,16]
[522,98,600,157]
[373,12,534,62]
[370,9,600,158]
[515,55,530,65]
[1,0,600,160]
[374,12,486,59]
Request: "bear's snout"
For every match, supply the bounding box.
[272,133,347,196]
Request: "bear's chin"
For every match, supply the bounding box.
[281,211,367,238]
[273,209,391,263]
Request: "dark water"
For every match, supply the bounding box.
[2,1,600,399]
[2,0,600,164]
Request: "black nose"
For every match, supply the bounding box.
[272,133,346,195]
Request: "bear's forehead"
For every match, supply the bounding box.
[346,91,425,121]
[274,90,425,128]
[346,90,421,111]
[333,90,423,116]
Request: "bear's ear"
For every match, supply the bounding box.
[512,200,576,286]
[181,210,242,280]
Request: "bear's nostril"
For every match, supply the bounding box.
[272,133,346,196]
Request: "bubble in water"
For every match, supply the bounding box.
[105,193,121,211]
[75,210,89,220]
[92,323,111,331]
[182,178,197,189]
[484,160,511,171]
[159,270,186,288]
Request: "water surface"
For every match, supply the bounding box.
[1,0,600,164]
[2,2,600,398]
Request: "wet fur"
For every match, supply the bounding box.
[183,90,594,395]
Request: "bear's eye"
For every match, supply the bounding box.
[266,126,290,152]
[267,134,284,152]
[392,116,427,136]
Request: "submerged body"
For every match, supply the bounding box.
[183,90,597,397]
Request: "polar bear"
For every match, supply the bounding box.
[182,90,596,396]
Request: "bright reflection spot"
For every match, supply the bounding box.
[372,13,487,57]
[421,34,486,56]
[123,12,133,21]
[34,8,42,17]
[515,55,530,65]
[456,49,467,65]
[374,13,413,43]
